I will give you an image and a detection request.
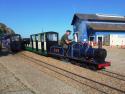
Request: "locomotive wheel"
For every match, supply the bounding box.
[65,58,70,62]
[90,66,97,71]
[81,63,86,67]
[83,64,89,69]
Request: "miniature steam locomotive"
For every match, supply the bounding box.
[23,31,110,70]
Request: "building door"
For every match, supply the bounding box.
[89,36,94,41]
[97,36,103,48]
[103,35,110,46]
[97,36,103,43]
[89,36,95,46]
[98,37,102,42]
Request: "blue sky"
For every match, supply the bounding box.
[0,0,125,38]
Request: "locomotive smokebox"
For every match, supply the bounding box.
[94,48,107,63]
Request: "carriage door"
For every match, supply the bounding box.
[36,35,38,51]
[30,35,33,50]
[32,35,36,50]
[38,34,42,52]
[41,34,44,52]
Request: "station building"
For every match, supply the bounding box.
[71,13,125,46]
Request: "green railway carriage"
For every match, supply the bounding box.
[25,31,59,55]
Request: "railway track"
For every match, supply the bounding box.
[20,53,125,94]
[68,59,125,81]
[98,70,125,81]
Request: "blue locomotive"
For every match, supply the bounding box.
[24,31,110,70]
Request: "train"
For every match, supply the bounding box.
[1,34,23,52]
[23,31,111,70]
[0,32,111,70]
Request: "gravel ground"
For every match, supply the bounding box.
[104,46,125,75]
[0,46,125,94]
[0,53,84,94]
[0,60,35,94]
[21,51,125,94]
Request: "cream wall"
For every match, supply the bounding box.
[110,34,125,46]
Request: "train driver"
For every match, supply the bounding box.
[60,30,72,49]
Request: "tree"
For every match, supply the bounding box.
[0,22,15,37]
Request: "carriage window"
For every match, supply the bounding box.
[41,34,44,42]
[32,36,35,41]
[47,34,57,41]
[38,35,41,41]
[36,35,38,41]
[30,36,33,41]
